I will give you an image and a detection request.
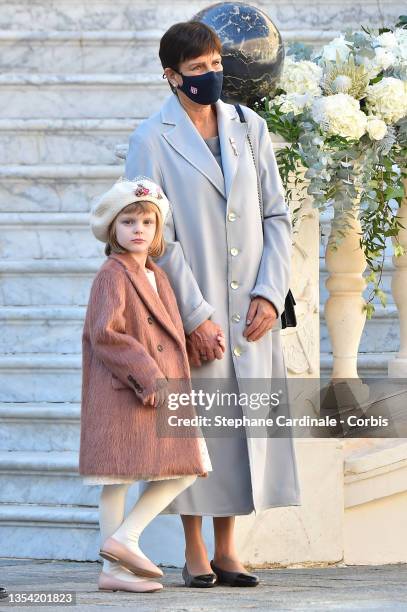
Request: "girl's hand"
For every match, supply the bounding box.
[145,392,155,407]
[144,386,167,408]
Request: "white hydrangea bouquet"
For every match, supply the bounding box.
[256,16,407,316]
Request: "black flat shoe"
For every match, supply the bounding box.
[182,563,217,588]
[210,560,259,587]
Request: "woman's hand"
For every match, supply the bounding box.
[243,297,278,342]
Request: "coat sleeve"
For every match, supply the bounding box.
[249,116,292,318]
[125,129,215,334]
[87,270,167,404]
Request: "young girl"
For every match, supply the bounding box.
[79,176,224,593]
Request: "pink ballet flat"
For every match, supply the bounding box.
[99,536,164,578]
[98,571,163,593]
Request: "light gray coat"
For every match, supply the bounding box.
[125,92,300,513]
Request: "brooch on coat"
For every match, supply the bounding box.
[229,137,238,156]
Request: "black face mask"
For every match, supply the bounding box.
[169,67,223,105]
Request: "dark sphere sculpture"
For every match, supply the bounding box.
[194,1,285,107]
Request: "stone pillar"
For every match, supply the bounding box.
[388,177,407,377]
[324,204,367,379]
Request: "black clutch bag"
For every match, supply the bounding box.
[281,289,297,329]
[235,103,297,329]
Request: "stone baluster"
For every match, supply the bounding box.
[388,177,407,377]
[324,203,367,379]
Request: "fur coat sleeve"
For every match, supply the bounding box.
[87,269,167,403]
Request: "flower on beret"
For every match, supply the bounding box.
[134,184,150,197]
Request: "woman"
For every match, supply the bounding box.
[125,20,301,587]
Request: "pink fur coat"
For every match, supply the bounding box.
[79,251,210,479]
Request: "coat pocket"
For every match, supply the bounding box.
[111,374,128,390]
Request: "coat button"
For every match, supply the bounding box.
[157,344,163,352]
[230,280,239,290]
[228,211,237,221]
[147,316,153,324]
[231,313,241,323]
[127,374,143,393]
[230,247,239,256]
[233,346,243,357]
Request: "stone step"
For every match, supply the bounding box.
[0,353,82,401]
[0,30,164,74]
[6,254,393,307]
[0,259,102,306]
[0,205,397,270]
[0,163,122,212]
[0,503,99,560]
[0,213,104,260]
[0,73,167,119]
[0,451,100,506]
[0,350,392,403]
[0,299,399,356]
[0,402,80,451]
[0,306,85,354]
[0,118,138,165]
[0,0,400,33]
[0,29,338,75]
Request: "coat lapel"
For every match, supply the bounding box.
[160,94,248,203]
[216,98,248,203]
[161,94,226,198]
[108,253,184,347]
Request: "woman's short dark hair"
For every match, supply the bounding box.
[159,21,222,92]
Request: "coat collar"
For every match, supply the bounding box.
[107,252,184,347]
[160,93,248,201]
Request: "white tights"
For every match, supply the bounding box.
[99,475,196,582]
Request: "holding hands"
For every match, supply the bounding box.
[186,319,225,367]
[186,297,278,367]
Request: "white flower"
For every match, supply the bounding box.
[270,92,313,115]
[358,47,396,79]
[331,75,353,93]
[374,47,396,71]
[320,35,352,63]
[394,28,407,63]
[279,57,322,96]
[311,93,367,139]
[366,117,387,140]
[373,29,407,66]
[366,77,407,124]
[394,28,407,46]
[358,57,383,79]
[375,31,398,49]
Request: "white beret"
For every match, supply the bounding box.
[89,176,170,243]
